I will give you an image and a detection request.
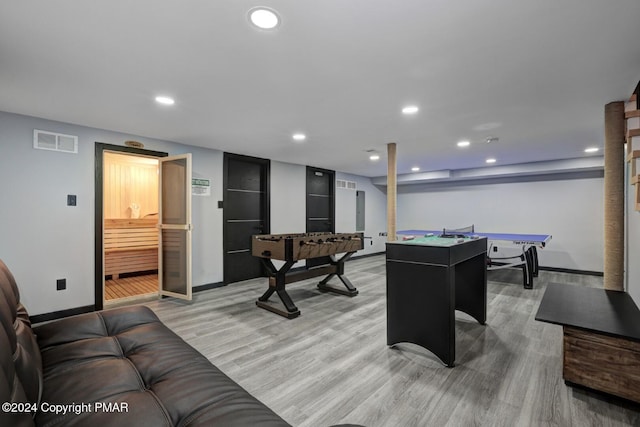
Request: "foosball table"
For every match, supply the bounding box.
[251,232,364,318]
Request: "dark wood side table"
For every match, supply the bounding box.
[386,236,487,367]
[535,283,640,403]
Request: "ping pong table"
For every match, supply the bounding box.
[397,229,552,289]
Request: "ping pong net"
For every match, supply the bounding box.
[440,224,474,239]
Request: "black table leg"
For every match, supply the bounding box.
[530,246,539,277]
[386,260,456,367]
[317,252,359,296]
[455,253,487,325]
[524,248,534,289]
[258,287,275,302]
[256,259,301,319]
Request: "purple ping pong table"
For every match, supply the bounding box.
[396,229,552,289]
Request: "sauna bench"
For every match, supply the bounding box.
[104,218,158,278]
[535,283,640,403]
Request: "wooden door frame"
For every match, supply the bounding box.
[94,143,167,310]
[222,152,271,284]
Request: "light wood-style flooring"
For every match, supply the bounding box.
[140,255,640,426]
[105,274,157,300]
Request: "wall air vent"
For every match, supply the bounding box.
[336,179,357,190]
[33,130,78,154]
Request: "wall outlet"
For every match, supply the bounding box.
[56,278,66,290]
[493,246,498,252]
[379,232,387,236]
[67,195,77,206]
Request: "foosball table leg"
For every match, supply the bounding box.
[317,252,359,297]
[258,287,275,302]
[256,300,300,319]
[256,290,301,319]
[256,259,301,319]
[336,274,358,294]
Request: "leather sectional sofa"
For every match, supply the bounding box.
[0,259,290,426]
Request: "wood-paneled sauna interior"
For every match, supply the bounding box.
[103,152,159,301]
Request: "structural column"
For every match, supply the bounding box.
[604,101,625,291]
[387,143,397,242]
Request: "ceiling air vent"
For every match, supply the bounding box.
[33,130,78,154]
[336,179,357,190]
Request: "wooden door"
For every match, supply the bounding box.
[306,166,335,268]
[94,142,167,311]
[158,154,192,300]
[223,153,270,284]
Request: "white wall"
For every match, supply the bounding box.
[0,111,387,316]
[269,161,307,270]
[335,185,356,233]
[335,172,387,256]
[270,161,306,234]
[626,112,640,304]
[174,146,224,290]
[268,165,388,269]
[397,176,604,271]
[0,111,224,315]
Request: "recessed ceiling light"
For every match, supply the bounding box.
[584,147,599,153]
[155,96,175,105]
[411,167,420,172]
[369,154,380,161]
[249,7,280,29]
[486,158,497,164]
[402,106,419,115]
[457,140,470,148]
[292,133,306,142]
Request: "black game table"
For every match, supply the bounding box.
[386,235,488,367]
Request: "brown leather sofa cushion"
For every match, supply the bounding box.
[34,306,289,426]
[0,259,290,427]
[0,259,42,427]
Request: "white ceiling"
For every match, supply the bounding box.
[1,1,639,177]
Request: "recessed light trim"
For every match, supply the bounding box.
[457,140,470,148]
[402,105,419,115]
[249,7,280,30]
[486,158,497,164]
[411,167,420,172]
[292,133,306,142]
[155,96,175,105]
[584,147,599,153]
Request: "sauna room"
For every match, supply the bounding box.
[103,151,160,302]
